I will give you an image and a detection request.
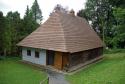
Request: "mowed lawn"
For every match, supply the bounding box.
[67,50,125,84]
[0,57,46,84]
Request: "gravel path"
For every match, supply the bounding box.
[47,69,69,84]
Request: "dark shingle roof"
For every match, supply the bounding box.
[17,11,103,53]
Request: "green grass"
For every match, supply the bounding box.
[67,51,125,84]
[0,57,47,84]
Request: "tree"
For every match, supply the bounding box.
[31,0,42,24]
[111,7,125,48]
[54,4,68,13]
[0,3,43,56]
[2,11,22,55]
[2,12,12,55]
[0,11,5,55]
[77,0,115,48]
[22,5,39,38]
[109,0,125,8]
[78,0,125,48]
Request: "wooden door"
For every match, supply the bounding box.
[54,52,62,70]
[62,53,69,68]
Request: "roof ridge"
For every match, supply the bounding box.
[56,12,68,52]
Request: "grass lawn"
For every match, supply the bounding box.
[67,50,125,84]
[0,57,47,84]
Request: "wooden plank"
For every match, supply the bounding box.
[62,53,69,68]
[54,51,62,70]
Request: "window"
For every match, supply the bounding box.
[35,51,39,58]
[27,50,31,56]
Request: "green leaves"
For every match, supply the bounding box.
[78,0,114,39]
[22,5,39,37]
[78,0,125,48]
[0,11,5,52]
[0,0,42,56]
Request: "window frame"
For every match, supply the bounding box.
[27,50,31,56]
[35,51,40,58]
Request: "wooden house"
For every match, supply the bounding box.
[17,9,103,71]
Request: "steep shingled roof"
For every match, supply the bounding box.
[17,11,103,53]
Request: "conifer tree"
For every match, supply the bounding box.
[31,0,42,24]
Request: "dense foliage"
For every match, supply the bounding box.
[77,0,125,48]
[0,0,42,56]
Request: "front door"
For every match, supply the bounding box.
[54,52,62,70]
[47,50,55,65]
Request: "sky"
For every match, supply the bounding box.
[0,0,86,22]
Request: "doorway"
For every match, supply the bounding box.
[47,50,55,65]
